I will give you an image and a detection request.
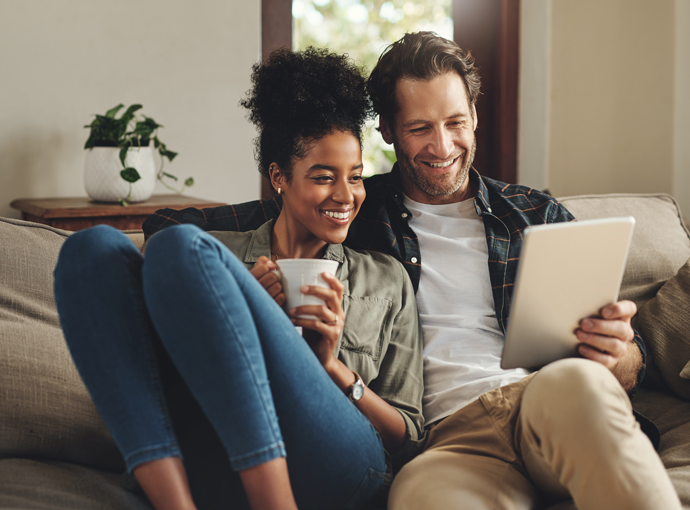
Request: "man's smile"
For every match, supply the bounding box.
[423,157,457,169]
[420,156,461,171]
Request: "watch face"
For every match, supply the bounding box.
[352,381,364,401]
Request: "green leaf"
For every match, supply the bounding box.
[120,105,142,130]
[118,198,130,206]
[131,122,154,140]
[86,115,126,146]
[105,104,124,118]
[184,177,194,187]
[162,149,178,162]
[161,171,178,181]
[123,104,143,118]
[120,167,141,183]
[141,116,161,130]
[119,147,129,166]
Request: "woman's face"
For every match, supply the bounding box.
[276,130,365,246]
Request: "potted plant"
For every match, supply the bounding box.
[83,104,194,205]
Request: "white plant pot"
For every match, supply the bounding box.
[84,145,156,203]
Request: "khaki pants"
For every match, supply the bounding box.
[388,359,681,510]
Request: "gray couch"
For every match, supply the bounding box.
[1,192,690,509]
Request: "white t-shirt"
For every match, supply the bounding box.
[403,195,529,424]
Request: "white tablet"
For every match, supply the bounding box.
[500,217,635,370]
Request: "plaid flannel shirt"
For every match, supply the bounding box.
[143,165,646,392]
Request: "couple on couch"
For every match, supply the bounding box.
[53,32,682,510]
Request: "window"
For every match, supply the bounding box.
[260,0,519,199]
[293,0,453,176]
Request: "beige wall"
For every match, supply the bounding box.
[520,0,690,216]
[0,0,261,220]
[674,0,690,217]
[549,0,675,197]
[518,0,551,192]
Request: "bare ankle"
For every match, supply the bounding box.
[239,457,298,510]
[133,457,197,510]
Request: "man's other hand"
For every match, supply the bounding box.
[575,300,636,370]
[575,300,642,392]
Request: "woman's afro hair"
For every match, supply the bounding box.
[240,46,374,179]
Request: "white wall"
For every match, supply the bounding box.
[0,0,261,219]
[519,0,689,215]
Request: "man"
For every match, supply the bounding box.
[363,33,679,510]
[143,33,680,509]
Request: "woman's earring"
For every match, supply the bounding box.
[277,187,282,195]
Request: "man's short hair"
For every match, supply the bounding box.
[367,31,481,126]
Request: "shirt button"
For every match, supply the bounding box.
[411,257,418,263]
[487,206,493,213]
[401,213,408,219]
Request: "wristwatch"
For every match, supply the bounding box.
[348,371,365,402]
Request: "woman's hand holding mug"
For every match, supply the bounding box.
[254,257,345,370]
[289,272,346,370]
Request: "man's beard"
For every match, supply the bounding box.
[394,138,476,198]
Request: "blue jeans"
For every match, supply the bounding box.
[53,224,386,510]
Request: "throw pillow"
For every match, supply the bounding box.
[632,257,690,401]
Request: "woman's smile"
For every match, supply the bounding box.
[322,208,352,223]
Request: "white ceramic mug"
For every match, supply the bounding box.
[275,259,339,319]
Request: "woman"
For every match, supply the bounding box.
[53,48,424,510]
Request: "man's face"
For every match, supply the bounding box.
[381,72,477,204]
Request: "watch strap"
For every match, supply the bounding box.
[348,371,364,402]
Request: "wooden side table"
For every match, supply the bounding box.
[10,195,228,231]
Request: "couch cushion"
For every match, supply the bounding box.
[0,458,151,510]
[633,389,690,508]
[557,194,690,310]
[0,217,124,472]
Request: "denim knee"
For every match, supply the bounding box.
[56,225,135,281]
[145,224,206,263]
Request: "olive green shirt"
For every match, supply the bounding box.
[209,220,426,467]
